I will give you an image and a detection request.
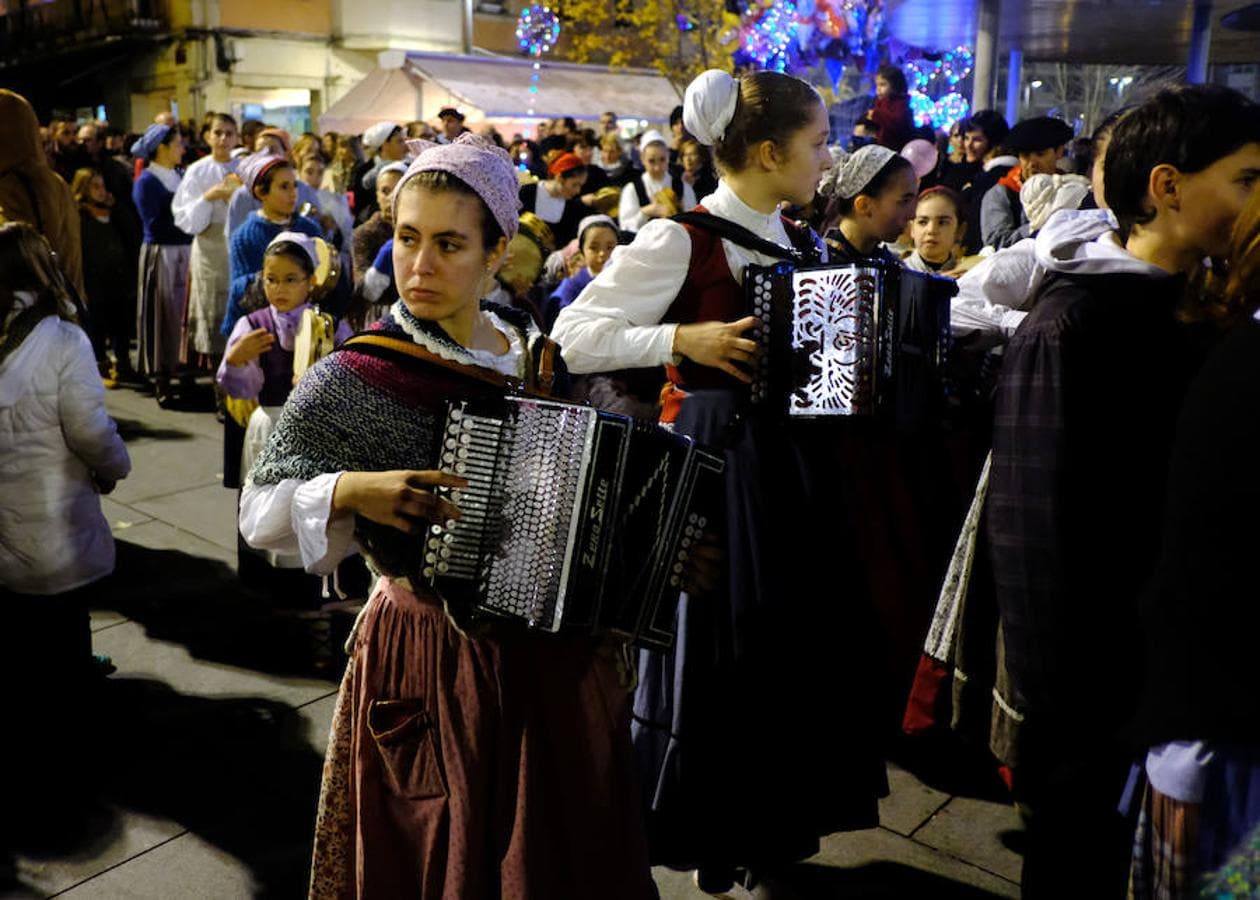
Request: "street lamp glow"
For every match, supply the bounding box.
[1030,80,1043,88]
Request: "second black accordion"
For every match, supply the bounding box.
[422,396,723,650]
[745,261,957,428]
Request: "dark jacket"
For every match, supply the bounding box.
[1135,316,1260,747]
[987,267,1200,750]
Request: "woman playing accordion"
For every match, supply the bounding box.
[239,135,654,898]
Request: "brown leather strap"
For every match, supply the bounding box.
[535,337,559,397]
[342,333,513,389]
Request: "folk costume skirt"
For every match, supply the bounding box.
[136,243,190,376]
[309,578,654,899]
[632,388,888,872]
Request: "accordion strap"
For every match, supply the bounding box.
[673,210,821,265]
[535,336,559,396]
[341,333,517,390]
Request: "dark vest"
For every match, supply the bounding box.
[246,307,296,407]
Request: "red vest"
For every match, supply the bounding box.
[662,206,744,392]
[663,205,814,392]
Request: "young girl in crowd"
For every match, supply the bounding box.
[619,132,674,233]
[131,123,193,406]
[903,186,965,273]
[72,167,138,381]
[986,84,1260,897]
[817,142,919,264]
[867,63,915,151]
[553,69,887,894]
[544,213,618,329]
[225,129,323,241]
[296,150,354,253]
[222,153,325,337]
[518,151,588,246]
[239,133,653,897]
[218,232,351,597]
[218,232,351,491]
[673,138,719,210]
[172,112,241,368]
[0,223,131,832]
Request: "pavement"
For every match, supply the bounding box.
[1,379,1025,899]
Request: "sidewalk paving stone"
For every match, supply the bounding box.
[911,795,1025,884]
[880,762,952,837]
[108,436,223,506]
[130,484,239,554]
[110,521,235,569]
[93,622,333,708]
[54,832,257,899]
[13,811,183,898]
[97,497,153,532]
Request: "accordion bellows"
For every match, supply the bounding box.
[424,397,722,650]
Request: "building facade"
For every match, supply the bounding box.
[0,0,543,129]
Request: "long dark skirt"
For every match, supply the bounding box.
[632,389,889,871]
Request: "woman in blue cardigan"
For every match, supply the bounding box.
[131,124,192,406]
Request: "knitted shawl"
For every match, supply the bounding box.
[249,299,566,583]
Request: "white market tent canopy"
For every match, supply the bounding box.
[320,50,682,135]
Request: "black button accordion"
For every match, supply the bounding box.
[423,397,723,650]
[745,261,957,428]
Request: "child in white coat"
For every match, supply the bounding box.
[0,222,131,833]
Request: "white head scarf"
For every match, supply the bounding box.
[638,130,669,153]
[683,69,740,147]
[818,144,898,200]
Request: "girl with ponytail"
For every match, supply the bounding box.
[553,69,888,894]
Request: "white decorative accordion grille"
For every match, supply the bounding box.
[425,400,596,631]
[789,266,881,416]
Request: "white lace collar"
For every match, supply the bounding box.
[390,301,529,379]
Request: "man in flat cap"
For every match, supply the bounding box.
[981,116,1075,249]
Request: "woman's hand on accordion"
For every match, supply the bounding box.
[683,531,724,598]
[330,470,469,535]
[672,316,759,384]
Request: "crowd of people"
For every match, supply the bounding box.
[2,59,1260,898]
